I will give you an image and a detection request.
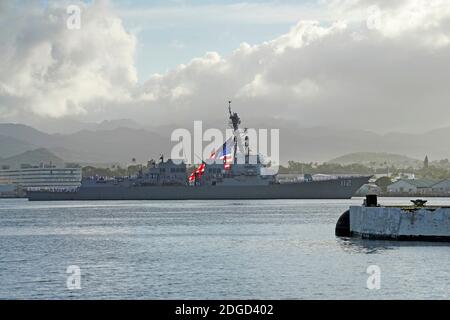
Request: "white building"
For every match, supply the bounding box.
[0,166,82,191]
[431,180,450,194]
[387,179,436,194]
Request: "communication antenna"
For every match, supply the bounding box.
[228,101,241,131]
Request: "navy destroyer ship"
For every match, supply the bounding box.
[27,106,370,201]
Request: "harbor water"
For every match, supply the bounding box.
[0,198,448,299]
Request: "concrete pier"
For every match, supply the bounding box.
[349,205,450,241]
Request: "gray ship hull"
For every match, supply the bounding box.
[27,176,370,201]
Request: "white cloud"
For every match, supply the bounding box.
[0,0,138,118]
[2,0,450,133]
[129,0,450,131]
[363,0,450,38]
[238,74,271,98]
[271,20,347,53]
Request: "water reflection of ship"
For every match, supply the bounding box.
[27,103,370,201]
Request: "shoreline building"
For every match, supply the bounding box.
[0,164,82,191]
[386,179,437,195]
[431,179,450,195]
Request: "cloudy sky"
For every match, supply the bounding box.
[1,0,450,133]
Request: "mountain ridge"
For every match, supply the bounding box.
[0,134,38,158]
[1,122,450,165]
[0,148,65,167]
[328,152,422,168]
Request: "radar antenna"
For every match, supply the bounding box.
[228,100,241,131]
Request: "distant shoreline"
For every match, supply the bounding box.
[358,193,450,198]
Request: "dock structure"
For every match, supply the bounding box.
[337,195,450,242]
[350,205,450,241]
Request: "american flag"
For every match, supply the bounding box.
[210,136,234,170]
[189,136,234,182]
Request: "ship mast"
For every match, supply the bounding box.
[228,101,242,165]
[228,101,241,132]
